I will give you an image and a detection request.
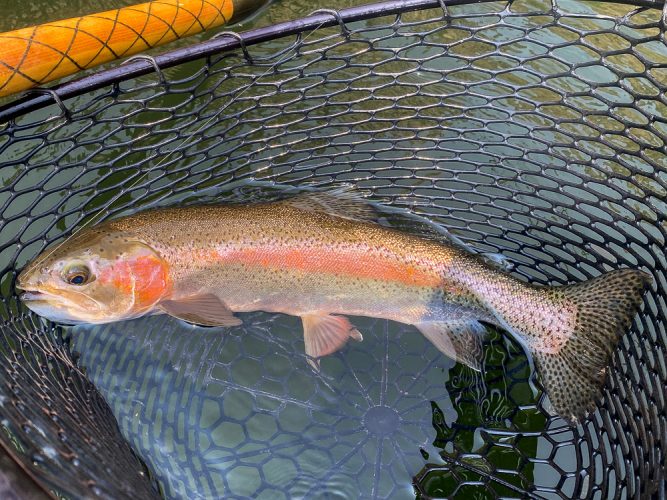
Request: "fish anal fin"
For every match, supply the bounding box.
[158,293,242,327]
[302,313,362,370]
[285,187,378,223]
[416,321,486,371]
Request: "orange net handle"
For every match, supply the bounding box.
[0,0,240,98]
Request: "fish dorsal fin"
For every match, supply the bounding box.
[158,293,242,327]
[284,187,378,222]
[301,313,363,370]
[415,321,487,371]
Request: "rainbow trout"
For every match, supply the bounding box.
[17,191,651,420]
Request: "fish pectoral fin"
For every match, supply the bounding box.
[158,294,242,327]
[416,320,487,371]
[284,187,378,223]
[302,313,362,370]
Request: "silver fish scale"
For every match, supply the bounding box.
[0,0,665,498]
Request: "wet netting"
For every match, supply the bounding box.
[0,0,666,497]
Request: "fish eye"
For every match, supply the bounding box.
[63,264,93,286]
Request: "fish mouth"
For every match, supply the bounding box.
[19,290,61,304]
[19,288,71,307]
[17,287,87,324]
[17,283,77,306]
[19,290,45,301]
[17,283,50,300]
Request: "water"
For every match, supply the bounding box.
[68,292,545,498]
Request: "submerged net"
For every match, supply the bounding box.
[0,0,666,497]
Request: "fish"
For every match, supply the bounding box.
[16,189,651,421]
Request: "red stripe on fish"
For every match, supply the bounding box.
[214,245,443,288]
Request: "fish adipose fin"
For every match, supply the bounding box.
[530,269,651,421]
[302,313,363,370]
[416,321,487,371]
[285,188,378,223]
[158,293,242,327]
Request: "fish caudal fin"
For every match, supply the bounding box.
[531,269,651,421]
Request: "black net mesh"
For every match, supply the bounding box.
[0,0,666,498]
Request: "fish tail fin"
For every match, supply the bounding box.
[529,269,651,421]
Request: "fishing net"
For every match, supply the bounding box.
[0,0,665,497]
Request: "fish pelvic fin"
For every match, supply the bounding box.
[529,269,651,422]
[415,320,487,371]
[301,313,363,370]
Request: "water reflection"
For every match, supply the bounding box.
[414,327,546,498]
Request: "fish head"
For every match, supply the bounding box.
[17,228,171,324]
